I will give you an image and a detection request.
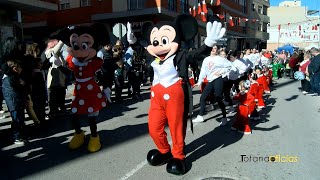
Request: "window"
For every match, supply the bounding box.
[258,5,262,14]
[180,0,188,13]
[263,6,268,15]
[60,0,70,10]
[263,22,268,32]
[128,0,145,10]
[242,0,247,13]
[80,0,90,7]
[168,0,176,11]
[251,4,255,11]
[258,23,263,31]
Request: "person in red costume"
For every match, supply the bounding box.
[231,80,255,134]
[128,14,226,175]
[50,24,109,153]
[255,65,270,109]
[248,73,260,120]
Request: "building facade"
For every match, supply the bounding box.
[245,0,270,50]
[267,0,320,50]
[17,0,264,51]
[0,0,57,55]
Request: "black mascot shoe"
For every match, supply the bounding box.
[166,158,186,175]
[147,149,173,166]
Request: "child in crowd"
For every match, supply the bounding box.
[31,57,47,123]
[2,59,28,144]
[255,66,270,109]
[248,73,260,120]
[114,60,125,103]
[231,80,255,134]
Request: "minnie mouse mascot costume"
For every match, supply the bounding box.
[127,14,226,175]
[50,24,109,153]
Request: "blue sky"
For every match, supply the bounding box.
[270,0,320,12]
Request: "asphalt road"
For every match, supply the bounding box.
[0,78,319,180]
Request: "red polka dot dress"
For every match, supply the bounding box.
[66,55,107,115]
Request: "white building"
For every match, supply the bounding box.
[267,0,320,50]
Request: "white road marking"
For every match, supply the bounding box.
[119,119,203,180]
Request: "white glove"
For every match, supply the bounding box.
[204,21,226,47]
[49,55,62,66]
[104,87,112,103]
[45,40,64,59]
[193,81,202,88]
[127,22,137,45]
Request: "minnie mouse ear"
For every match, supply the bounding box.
[90,23,110,46]
[49,27,70,44]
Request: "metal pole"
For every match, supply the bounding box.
[119,23,122,40]
[318,17,320,47]
[277,28,280,48]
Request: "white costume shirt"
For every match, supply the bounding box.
[152,55,180,88]
[229,59,247,80]
[260,55,270,66]
[251,53,261,66]
[198,55,233,84]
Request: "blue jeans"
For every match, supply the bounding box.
[310,74,320,94]
[10,110,26,140]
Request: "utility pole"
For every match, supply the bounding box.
[277,25,281,48]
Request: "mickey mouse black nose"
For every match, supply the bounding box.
[153,40,159,47]
[73,45,80,50]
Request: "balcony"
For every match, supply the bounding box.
[258,14,270,23]
[255,31,269,41]
[0,0,58,13]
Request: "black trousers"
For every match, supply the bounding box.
[128,71,141,95]
[199,77,226,117]
[49,86,66,113]
[301,79,311,92]
[223,78,240,104]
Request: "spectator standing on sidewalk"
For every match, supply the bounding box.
[299,53,311,94]
[308,47,320,96]
[2,59,28,144]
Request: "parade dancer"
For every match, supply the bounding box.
[127,14,226,175]
[231,80,255,134]
[52,24,108,152]
[255,66,270,109]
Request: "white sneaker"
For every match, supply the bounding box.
[0,110,4,114]
[205,104,215,111]
[228,107,236,114]
[238,131,252,135]
[219,118,228,126]
[302,91,308,95]
[192,115,205,123]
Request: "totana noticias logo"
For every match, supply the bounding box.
[240,154,298,163]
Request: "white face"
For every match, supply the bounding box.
[147,25,178,61]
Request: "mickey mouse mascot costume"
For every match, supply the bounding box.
[127,14,226,175]
[50,24,109,153]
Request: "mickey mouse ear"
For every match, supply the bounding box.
[175,14,198,41]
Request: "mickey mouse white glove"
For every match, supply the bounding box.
[45,40,64,59]
[127,22,137,45]
[204,21,226,47]
[49,54,62,67]
[103,87,112,103]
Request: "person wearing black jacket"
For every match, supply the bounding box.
[2,59,28,144]
[308,47,320,96]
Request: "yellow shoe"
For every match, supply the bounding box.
[87,135,101,153]
[68,131,85,150]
